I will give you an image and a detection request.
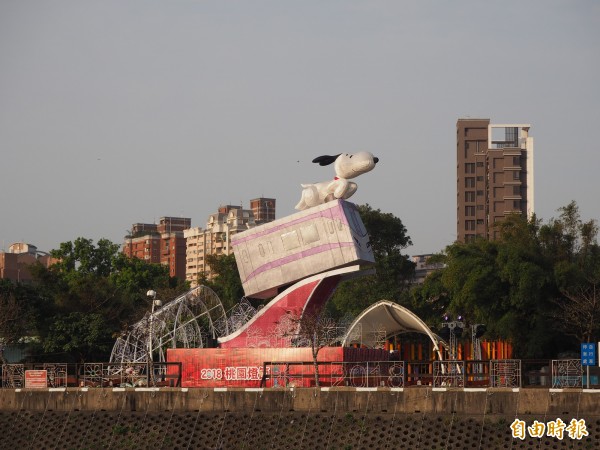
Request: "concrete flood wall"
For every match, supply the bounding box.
[2,387,600,416]
[1,387,600,449]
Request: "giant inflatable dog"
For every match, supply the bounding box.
[295,151,379,210]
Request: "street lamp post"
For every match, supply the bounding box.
[146,289,162,386]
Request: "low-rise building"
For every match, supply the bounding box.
[411,254,445,284]
[0,243,58,283]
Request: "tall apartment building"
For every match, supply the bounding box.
[123,216,191,280]
[184,198,276,286]
[457,119,534,242]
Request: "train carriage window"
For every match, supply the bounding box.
[300,224,320,245]
[327,221,335,234]
[281,231,301,251]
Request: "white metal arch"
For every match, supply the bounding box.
[341,299,444,360]
[109,285,229,364]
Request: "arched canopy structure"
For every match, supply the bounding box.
[110,285,229,364]
[342,300,444,360]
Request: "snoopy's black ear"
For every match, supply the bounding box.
[312,154,341,166]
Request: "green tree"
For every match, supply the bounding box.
[43,312,114,363]
[422,216,560,357]
[26,237,188,362]
[328,204,415,318]
[545,201,600,343]
[0,280,37,363]
[408,267,449,329]
[199,254,244,311]
[494,216,557,357]
[50,237,120,277]
[411,204,600,358]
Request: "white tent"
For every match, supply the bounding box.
[342,299,444,360]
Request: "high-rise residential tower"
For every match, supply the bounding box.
[184,204,266,286]
[123,216,191,280]
[456,119,534,243]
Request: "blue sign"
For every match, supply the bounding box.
[581,343,596,366]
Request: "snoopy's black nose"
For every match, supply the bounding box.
[374,157,379,164]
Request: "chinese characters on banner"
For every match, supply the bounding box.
[581,343,596,366]
[511,418,589,440]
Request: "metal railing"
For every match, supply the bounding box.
[1,362,181,388]
[259,359,589,389]
[260,361,405,388]
[0,359,591,389]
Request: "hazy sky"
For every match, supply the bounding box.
[1,1,599,257]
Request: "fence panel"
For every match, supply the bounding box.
[1,364,24,388]
[433,361,464,387]
[552,359,582,388]
[490,359,521,388]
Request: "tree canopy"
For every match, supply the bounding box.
[411,201,600,358]
[327,204,415,318]
[16,237,189,362]
[198,253,245,312]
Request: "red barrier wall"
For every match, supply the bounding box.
[167,347,389,388]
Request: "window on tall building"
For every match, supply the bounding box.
[477,190,484,196]
[513,171,520,181]
[476,176,483,182]
[465,206,476,216]
[464,140,473,155]
[465,220,475,231]
[465,177,475,188]
[465,163,475,174]
[513,156,520,165]
[465,191,475,202]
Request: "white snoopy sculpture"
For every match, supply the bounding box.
[295,151,379,211]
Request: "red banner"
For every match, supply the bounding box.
[167,347,389,388]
